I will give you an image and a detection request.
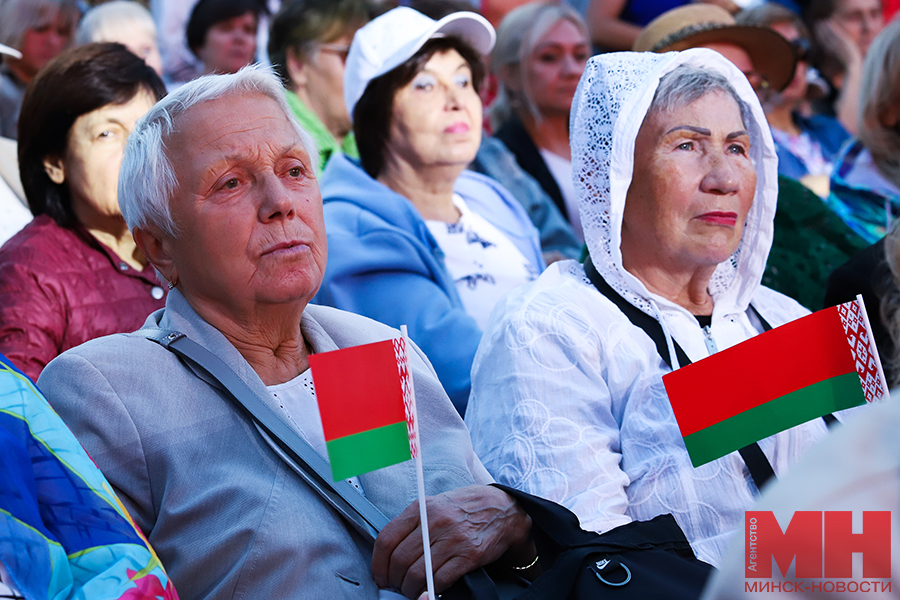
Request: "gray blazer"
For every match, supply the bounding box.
[39,290,491,599]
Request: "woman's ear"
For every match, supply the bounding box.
[498,63,523,94]
[879,102,900,130]
[286,47,309,89]
[134,225,177,284]
[42,156,65,184]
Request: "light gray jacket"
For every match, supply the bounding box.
[39,290,491,599]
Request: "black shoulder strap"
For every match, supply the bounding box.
[583,257,775,491]
[584,258,688,370]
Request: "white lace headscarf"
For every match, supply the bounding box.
[571,49,778,319]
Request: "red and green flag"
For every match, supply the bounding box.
[309,337,417,481]
[663,298,888,468]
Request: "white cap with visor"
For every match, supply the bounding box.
[343,6,495,120]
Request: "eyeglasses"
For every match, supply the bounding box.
[791,38,811,62]
[742,70,771,91]
[317,43,351,65]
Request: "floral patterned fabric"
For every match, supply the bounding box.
[0,354,178,600]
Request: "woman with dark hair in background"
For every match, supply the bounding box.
[186,0,263,75]
[0,43,167,381]
[315,7,544,414]
[0,0,79,139]
[267,0,369,174]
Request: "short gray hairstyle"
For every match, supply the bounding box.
[489,1,588,130]
[648,65,752,131]
[76,0,156,46]
[119,64,319,239]
[0,0,79,52]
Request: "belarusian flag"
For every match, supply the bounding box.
[663,297,887,468]
[309,337,416,481]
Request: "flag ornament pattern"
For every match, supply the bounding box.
[310,338,415,481]
[838,300,887,403]
[393,337,419,458]
[663,298,886,468]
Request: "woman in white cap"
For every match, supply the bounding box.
[465,48,829,566]
[315,7,545,415]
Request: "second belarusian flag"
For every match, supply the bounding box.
[663,297,888,468]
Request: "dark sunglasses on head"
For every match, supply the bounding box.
[791,37,811,62]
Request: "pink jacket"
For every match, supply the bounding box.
[0,215,166,381]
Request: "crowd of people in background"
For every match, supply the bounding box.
[1,0,900,598]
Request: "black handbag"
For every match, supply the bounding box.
[143,328,714,600]
[445,485,714,600]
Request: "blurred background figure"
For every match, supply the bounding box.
[805,0,884,134]
[0,43,29,246]
[187,0,263,75]
[824,17,900,245]
[268,0,369,174]
[0,43,167,381]
[633,4,795,92]
[587,0,742,53]
[0,0,79,139]
[737,3,850,197]
[316,7,544,414]
[824,19,900,383]
[490,1,590,241]
[77,0,164,76]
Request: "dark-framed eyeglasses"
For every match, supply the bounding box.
[317,43,351,65]
[791,37,811,62]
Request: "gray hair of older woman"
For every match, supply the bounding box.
[489,1,588,130]
[75,0,157,46]
[858,18,900,190]
[0,0,79,51]
[648,65,752,131]
[119,65,319,241]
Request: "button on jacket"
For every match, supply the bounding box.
[0,214,166,380]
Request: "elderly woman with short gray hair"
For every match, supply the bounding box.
[36,65,537,600]
[76,0,164,76]
[0,0,79,138]
[466,49,829,566]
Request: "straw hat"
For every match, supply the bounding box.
[632,4,795,91]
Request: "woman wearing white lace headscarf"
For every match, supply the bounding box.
[466,48,829,566]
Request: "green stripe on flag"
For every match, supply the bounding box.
[683,372,865,468]
[325,421,411,481]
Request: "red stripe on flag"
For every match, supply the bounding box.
[310,339,407,441]
[664,306,857,437]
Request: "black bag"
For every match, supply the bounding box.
[446,484,714,600]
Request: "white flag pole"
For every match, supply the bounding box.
[856,294,891,399]
[400,325,436,600]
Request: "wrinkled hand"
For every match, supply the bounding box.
[372,485,535,599]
